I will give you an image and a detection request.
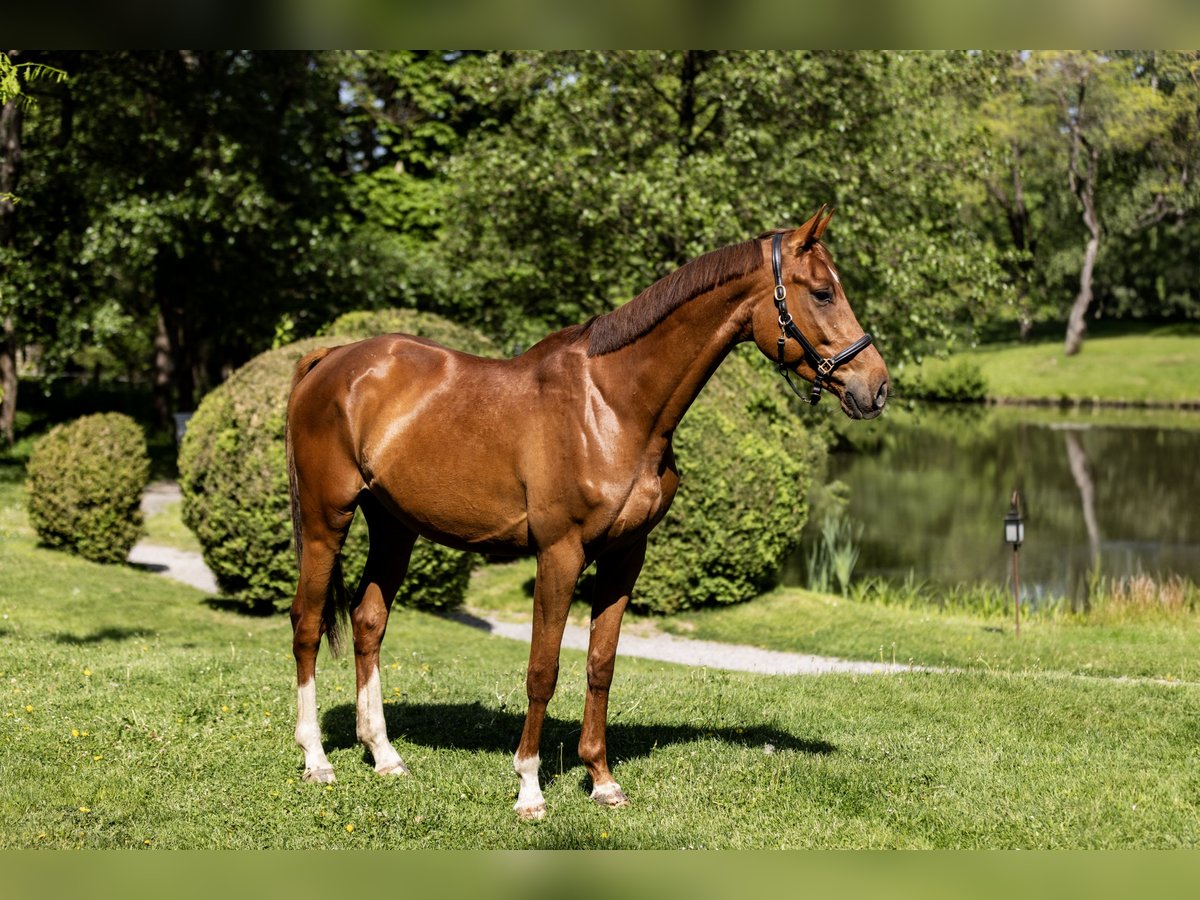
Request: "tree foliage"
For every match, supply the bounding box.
[971,51,1200,348]
[437,51,1012,358]
[5,49,1199,440]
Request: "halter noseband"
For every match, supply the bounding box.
[771,231,873,405]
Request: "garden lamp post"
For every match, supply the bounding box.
[1004,490,1025,637]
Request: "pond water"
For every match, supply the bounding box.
[788,404,1200,603]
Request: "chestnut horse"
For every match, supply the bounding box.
[285,207,889,818]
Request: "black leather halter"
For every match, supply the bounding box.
[771,231,874,405]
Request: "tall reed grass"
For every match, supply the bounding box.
[804,511,862,596]
[846,571,1198,622]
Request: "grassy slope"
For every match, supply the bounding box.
[907,325,1200,405]
[3,485,1199,848]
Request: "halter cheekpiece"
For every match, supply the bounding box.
[771,231,874,405]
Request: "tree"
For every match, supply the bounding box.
[3,53,373,430]
[0,50,67,445]
[434,51,1010,359]
[977,52,1200,355]
[973,51,1064,341]
[3,52,489,437]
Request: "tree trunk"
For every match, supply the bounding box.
[0,64,25,446]
[151,308,173,429]
[1064,223,1100,356]
[155,254,196,413]
[1064,84,1101,357]
[0,316,17,445]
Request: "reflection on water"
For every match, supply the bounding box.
[788,404,1200,602]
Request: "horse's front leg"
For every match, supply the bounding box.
[513,538,585,820]
[579,537,645,808]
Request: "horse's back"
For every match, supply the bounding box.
[290,332,579,551]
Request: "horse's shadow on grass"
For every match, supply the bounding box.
[53,626,153,645]
[128,561,168,575]
[201,596,277,617]
[320,700,834,766]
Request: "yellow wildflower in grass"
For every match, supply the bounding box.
[24,704,33,713]
[79,807,90,813]
[345,823,355,833]
[93,754,103,761]
[83,668,91,678]
[71,729,79,738]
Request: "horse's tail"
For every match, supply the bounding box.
[287,346,350,657]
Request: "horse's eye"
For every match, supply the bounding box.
[812,289,833,304]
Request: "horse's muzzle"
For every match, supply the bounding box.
[842,378,888,420]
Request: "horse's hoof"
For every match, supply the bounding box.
[302,767,336,784]
[376,761,410,777]
[590,783,628,808]
[515,801,546,821]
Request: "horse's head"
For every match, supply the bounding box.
[749,207,889,419]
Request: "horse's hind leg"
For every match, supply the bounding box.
[351,494,417,776]
[291,507,354,784]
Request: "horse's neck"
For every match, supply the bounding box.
[590,276,759,441]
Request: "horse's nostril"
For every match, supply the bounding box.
[876,380,889,409]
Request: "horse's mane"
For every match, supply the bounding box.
[579,236,769,357]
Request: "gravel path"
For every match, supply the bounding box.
[127,482,221,595]
[452,612,930,676]
[128,483,925,676]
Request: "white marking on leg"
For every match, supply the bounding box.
[513,753,545,819]
[296,677,334,782]
[356,665,408,775]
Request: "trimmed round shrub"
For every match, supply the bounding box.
[629,345,824,614]
[26,412,150,564]
[179,310,499,613]
[329,308,501,354]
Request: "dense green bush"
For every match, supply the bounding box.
[899,358,988,402]
[628,346,824,614]
[179,310,497,612]
[329,308,501,355]
[25,412,150,564]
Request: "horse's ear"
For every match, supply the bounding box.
[812,206,834,242]
[795,204,830,249]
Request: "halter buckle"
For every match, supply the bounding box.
[817,358,836,377]
[773,284,787,303]
[777,311,793,329]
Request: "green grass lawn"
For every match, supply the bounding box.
[470,559,1200,683]
[906,324,1200,406]
[3,480,1199,848]
[658,587,1200,682]
[142,500,202,553]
